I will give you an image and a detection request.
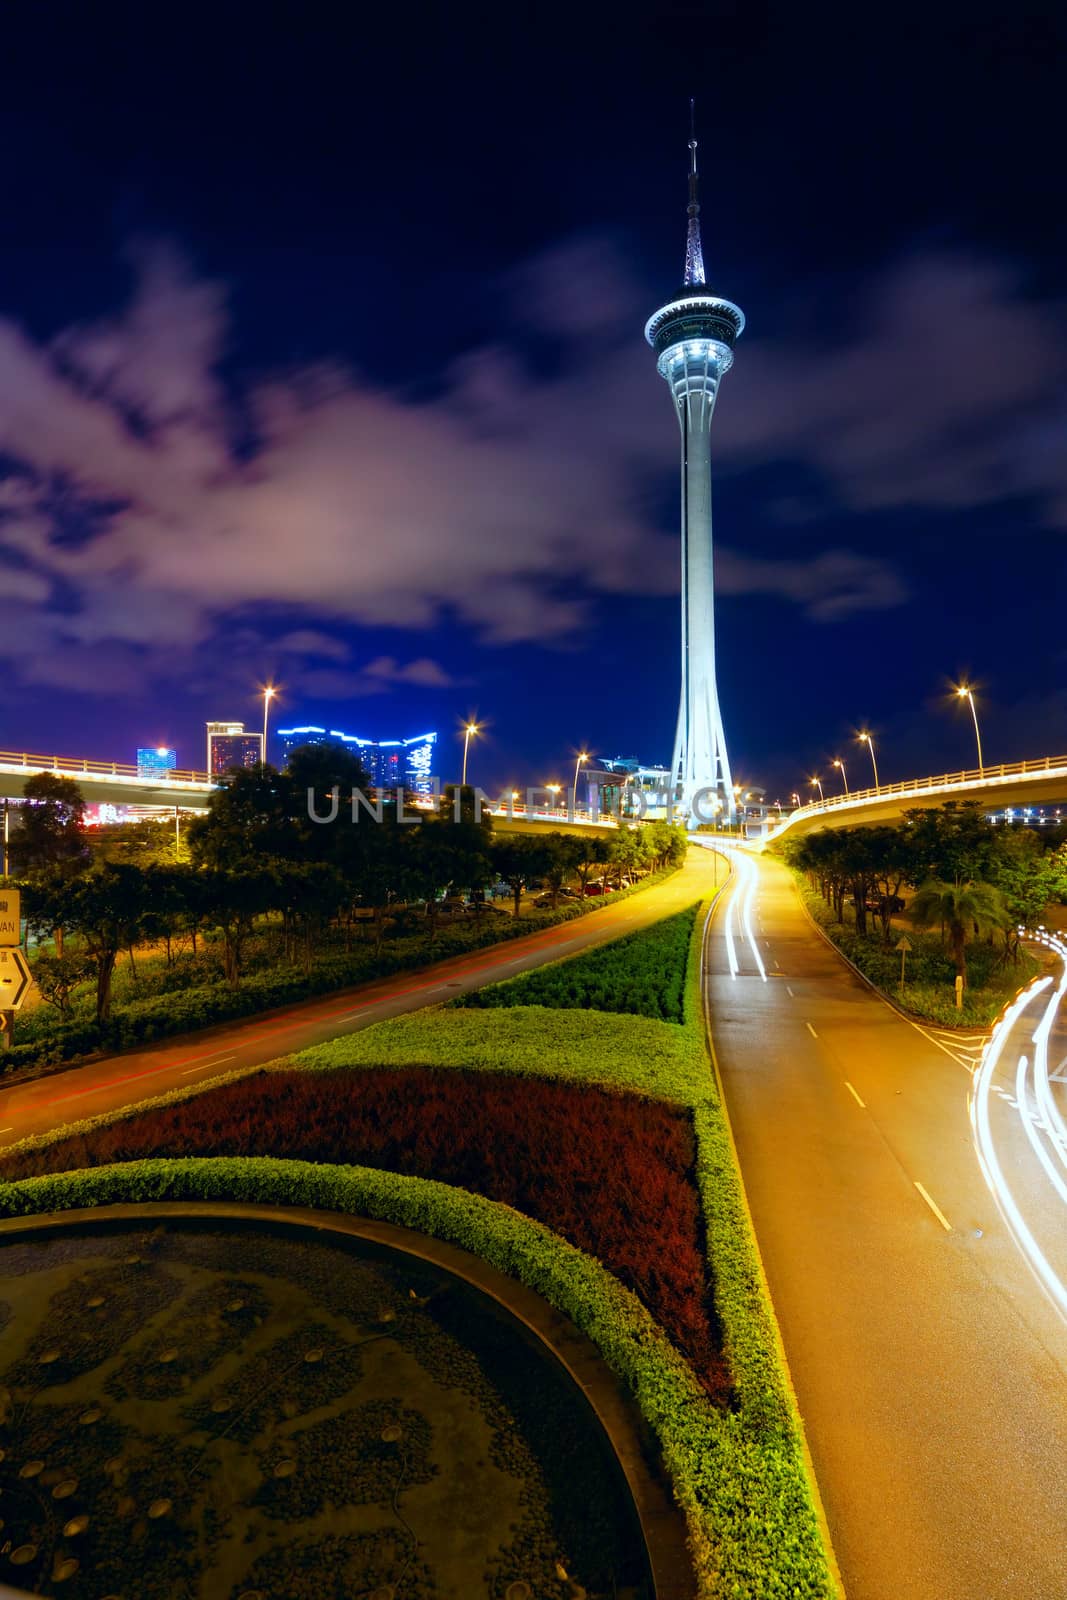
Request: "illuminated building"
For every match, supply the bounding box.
[136,746,176,779]
[645,107,743,823]
[277,726,437,792]
[206,721,263,776]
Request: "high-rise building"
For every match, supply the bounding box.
[276,726,438,793]
[136,746,177,779]
[206,721,263,777]
[645,107,743,823]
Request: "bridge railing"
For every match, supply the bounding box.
[770,753,1067,836]
[0,750,213,787]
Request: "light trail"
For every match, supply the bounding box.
[970,972,1067,1324]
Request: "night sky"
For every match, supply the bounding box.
[0,5,1064,800]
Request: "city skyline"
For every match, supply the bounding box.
[0,12,1064,796]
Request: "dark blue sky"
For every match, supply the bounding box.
[0,4,1064,798]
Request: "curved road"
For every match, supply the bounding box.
[704,845,1067,1600]
[0,856,720,1149]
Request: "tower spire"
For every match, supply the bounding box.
[684,97,706,287]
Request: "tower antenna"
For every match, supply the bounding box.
[684,98,705,287]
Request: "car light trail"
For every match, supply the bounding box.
[970,973,1067,1324]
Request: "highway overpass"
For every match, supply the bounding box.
[0,751,621,830]
[765,752,1067,844]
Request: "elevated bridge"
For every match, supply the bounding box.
[765,754,1067,845]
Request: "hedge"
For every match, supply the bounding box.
[0,1156,828,1597]
[4,864,680,1074]
[453,902,699,1022]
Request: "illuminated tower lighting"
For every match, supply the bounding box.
[645,101,744,824]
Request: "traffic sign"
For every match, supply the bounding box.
[0,946,32,1010]
[0,887,20,947]
[896,935,913,952]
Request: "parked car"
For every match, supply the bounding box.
[584,881,608,897]
[864,894,905,913]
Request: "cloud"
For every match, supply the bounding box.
[716,548,907,621]
[719,251,1067,520]
[0,235,1057,703]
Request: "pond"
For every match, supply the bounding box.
[0,1219,653,1599]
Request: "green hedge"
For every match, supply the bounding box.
[6,866,680,1075]
[452,902,698,1022]
[0,1155,829,1598]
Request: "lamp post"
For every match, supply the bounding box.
[955,685,984,774]
[262,685,277,763]
[461,722,480,787]
[858,731,880,789]
[572,751,590,816]
[810,776,824,803]
[791,792,801,809]
[832,758,849,795]
[546,782,562,813]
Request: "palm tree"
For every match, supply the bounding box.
[908,879,1011,985]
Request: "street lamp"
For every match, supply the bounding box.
[791,792,801,809]
[858,731,880,789]
[546,782,562,812]
[832,758,849,795]
[954,685,984,774]
[572,751,590,815]
[810,776,824,803]
[461,721,480,787]
[262,685,277,763]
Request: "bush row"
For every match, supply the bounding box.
[4,865,680,1075]
[453,901,698,1022]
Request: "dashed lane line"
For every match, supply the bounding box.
[914,1181,952,1232]
[845,1081,866,1109]
[806,1021,819,1039]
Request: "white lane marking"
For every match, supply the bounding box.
[845,1081,866,1109]
[0,1126,12,1134]
[914,1181,952,1231]
[786,986,795,998]
[181,1054,235,1076]
[805,1021,818,1039]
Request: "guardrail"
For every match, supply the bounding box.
[0,750,213,787]
[768,753,1067,837]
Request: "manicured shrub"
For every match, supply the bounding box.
[454,902,698,1022]
[0,1065,726,1396]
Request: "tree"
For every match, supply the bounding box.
[29,951,94,1019]
[541,834,582,908]
[89,817,186,868]
[62,865,155,1023]
[187,764,293,869]
[197,866,278,986]
[490,835,551,917]
[10,777,90,951]
[988,827,1058,960]
[909,879,1012,986]
[902,803,998,887]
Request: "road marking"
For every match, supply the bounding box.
[914,1181,952,1231]
[805,1021,818,1039]
[786,986,795,998]
[0,1126,12,1134]
[181,1055,235,1076]
[844,1081,866,1108]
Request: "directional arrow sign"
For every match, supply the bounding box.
[0,946,32,1010]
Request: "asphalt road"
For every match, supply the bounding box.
[704,845,1067,1600]
[0,854,720,1149]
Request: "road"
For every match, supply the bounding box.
[703,844,1067,1600]
[0,855,720,1149]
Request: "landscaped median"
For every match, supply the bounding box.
[0,892,838,1597]
[5,862,680,1076]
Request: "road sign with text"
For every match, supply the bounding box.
[0,946,31,1010]
[0,887,20,946]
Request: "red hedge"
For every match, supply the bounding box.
[2,1069,728,1398]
